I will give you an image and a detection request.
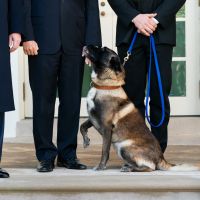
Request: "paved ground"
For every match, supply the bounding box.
[1,144,200,169]
[0,117,200,197]
[1,144,200,193]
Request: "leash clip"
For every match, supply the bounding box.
[123,52,131,66]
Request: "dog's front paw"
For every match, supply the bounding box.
[93,164,106,171]
[83,136,90,148]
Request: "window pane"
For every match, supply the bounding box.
[82,65,92,97]
[176,5,185,18]
[170,61,186,97]
[173,21,185,57]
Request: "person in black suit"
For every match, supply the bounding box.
[0,0,24,178]
[23,0,102,172]
[108,0,186,153]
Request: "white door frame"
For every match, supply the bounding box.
[170,0,200,115]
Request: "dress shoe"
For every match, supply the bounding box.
[57,158,87,170]
[37,160,55,173]
[0,168,9,178]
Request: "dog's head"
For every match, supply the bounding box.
[83,46,125,86]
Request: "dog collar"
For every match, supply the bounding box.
[91,82,121,90]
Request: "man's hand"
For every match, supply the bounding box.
[23,41,39,56]
[132,14,158,37]
[85,57,92,66]
[82,46,92,66]
[9,33,21,52]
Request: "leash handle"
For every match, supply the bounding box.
[124,32,165,128]
[145,35,165,128]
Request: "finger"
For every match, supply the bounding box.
[27,48,34,56]
[146,24,155,32]
[23,49,28,55]
[146,13,157,18]
[10,47,17,52]
[10,40,20,52]
[141,29,150,37]
[30,46,38,56]
[85,58,92,66]
[35,45,39,55]
[30,48,36,56]
[34,43,39,50]
[9,36,13,49]
[32,44,39,55]
[33,48,39,55]
[10,43,19,52]
[145,28,153,34]
[26,50,31,56]
[149,18,158,27]
[85,58,89,65]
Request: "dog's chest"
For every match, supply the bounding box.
[87,88,97,113]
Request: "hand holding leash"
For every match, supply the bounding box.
[132,14,158,36]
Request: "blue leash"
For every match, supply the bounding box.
[124,32,165,128]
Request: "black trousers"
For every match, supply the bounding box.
[29,50,84,161]
[0,112,5,162]
[118,35,173,152]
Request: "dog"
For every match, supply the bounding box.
[80,45,198,172]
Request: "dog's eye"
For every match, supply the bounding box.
[110,56,119,65]
[110,56,122,72]
[110,56,117,64]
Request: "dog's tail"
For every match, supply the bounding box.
[157,158,199,171]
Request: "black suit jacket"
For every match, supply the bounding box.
[0,0,24,112]
[108,0,186,46]
[24,0,102,55]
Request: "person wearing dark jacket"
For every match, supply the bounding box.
[108,0,186,152]
[23,0,102,172]
[0,0,24,178]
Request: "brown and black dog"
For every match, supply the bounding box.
[81,45,198,172]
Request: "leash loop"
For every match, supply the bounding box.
[124,32,165,128]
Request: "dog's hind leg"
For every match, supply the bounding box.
[121,163,134,172]
[80,119,93,148]
[120,148,154,172]
[121,163,153,172]
[131,166,154,172]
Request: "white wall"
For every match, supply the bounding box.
[4,48,24,138]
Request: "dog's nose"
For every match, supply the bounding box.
[82,46,89,57]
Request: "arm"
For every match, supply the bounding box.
[8,0,24,52]
[155,0,186,28]
[23,0,39,56]
[23,0,35,41]
[9,0,24,34]
[107,0,140,27]
[85,0,102,46]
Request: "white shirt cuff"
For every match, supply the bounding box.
[153,18,159,24]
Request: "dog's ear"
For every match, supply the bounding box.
[110,56,122,72]
[86,45,101,63]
